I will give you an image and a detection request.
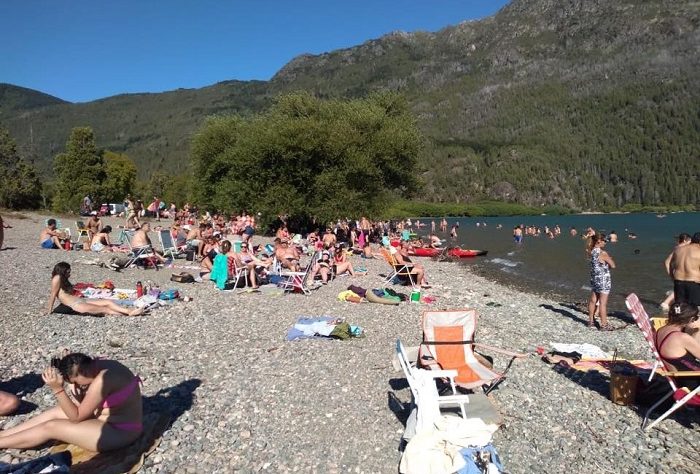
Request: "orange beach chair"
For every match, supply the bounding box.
[418,309,526,394]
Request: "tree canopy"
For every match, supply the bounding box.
[191,92,422,225]
[0,127,42,209]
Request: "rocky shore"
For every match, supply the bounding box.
[0,213,697,473]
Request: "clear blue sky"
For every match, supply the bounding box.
[1,0,509,103]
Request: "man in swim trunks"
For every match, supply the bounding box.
[670,232,700,306]
[40,219,68,250]
[131,222,167,264]
[275,238,300,271]
[513,226,523,244]
[322,228,336,248]
[186,223,205,259]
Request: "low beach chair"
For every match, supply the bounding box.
[625,293,700,430]
[75,220,90,243]
[158,229,185,259]
[396,339,472,437]
[418,309,526,394]
[122,230,159,270]
[277,252,317,295]
[380,248,416,288]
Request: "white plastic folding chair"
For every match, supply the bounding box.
[626,293,700,430]
[396,339,471,437]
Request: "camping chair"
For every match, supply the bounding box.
[625,293,700,430]
[158,229,185,259]
[122,230,159,270]
[396,339,472,437]
[277,252,317,295]
[227,256,250,291]
[419,309,526,394]
[380,247,416,288]
[75,221,90,243]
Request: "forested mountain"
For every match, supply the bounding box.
[1,0,698,210]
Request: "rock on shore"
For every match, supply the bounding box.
[0,213,697,473]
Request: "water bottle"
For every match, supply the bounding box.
[136,281,143,298]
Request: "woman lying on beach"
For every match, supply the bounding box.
[655,303,700,389]
[47,262,144,316]
[0,352,143,451]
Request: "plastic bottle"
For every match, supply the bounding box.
[136,281,143,298]
[64,239,71,251]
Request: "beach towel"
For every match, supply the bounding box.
[0,452,71,473]
[549,343,609,359]
[286,316,363,341]
[49,411,170,474]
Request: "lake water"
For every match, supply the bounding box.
[412,213,700,313]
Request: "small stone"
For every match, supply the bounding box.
[183,424,195,432]
[240,430,251,439]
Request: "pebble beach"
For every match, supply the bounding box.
[0,212,698,473]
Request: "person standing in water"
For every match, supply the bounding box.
[587,232,616,330]
[450,224,458,239]
[513,226,523,244]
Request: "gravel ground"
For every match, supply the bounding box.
[0,213,698,473]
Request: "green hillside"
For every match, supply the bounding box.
[1,0,699,210]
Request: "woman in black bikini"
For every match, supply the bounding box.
[47,262,143,316]
[655,303,700,389]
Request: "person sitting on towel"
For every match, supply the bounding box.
[0,352,143,452]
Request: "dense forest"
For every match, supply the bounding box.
[0,0,698,211]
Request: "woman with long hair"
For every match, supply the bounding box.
[586,232,616,330]
[655,303,700,388]
[47,262,143,316]
[0,352,142,451]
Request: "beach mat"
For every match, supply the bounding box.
[49,411,170,474]
[546,357,653,375]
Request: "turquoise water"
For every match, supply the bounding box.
[412,212,700,313]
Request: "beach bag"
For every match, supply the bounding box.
[159,289,179,300]
[170,272,195,283]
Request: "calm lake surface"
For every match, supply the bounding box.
[413,213,700,314]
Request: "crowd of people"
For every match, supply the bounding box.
[2,207,699,458]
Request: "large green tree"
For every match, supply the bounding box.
[0,127,42,209]
[191,92,422,226]
[102,151,137,203]
[52,127,106,212]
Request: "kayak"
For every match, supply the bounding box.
[410,247,441,257]
[448,248,488,258]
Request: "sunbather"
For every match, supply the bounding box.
[90,225,113,252]
[275,238,300,271]
[131,222,167,264]
[0,389,19,415]
[86,214,102,241]
[655,303,700,388]
[394,241,430,288]
[40,219,68,250]
[47,262,144,316]
[333,244,358,276]
[308,250,332,284]
[185,223,205,258]
[0,352,143,452]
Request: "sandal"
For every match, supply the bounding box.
[587,321,595,329]
[599,323,615,331]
